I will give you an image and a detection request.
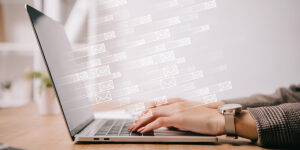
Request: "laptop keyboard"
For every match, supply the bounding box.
[95,119,154,136]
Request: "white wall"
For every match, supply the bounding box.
[1,0,300,105]
[2,1,35,43]
[86,0,300,103]
[214,0,300,99]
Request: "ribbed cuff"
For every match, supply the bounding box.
[247,104,293,147]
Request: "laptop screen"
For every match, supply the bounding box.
[26,5,94,140]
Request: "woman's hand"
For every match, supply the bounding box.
[128,98,258,140]
[129,99,226,135]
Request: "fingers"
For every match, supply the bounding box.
[130,106,169,131]
[142,101,183,117]
[137,109,152,120]
[129,112,156,131]
[139,117,175,133]
[143,100,204,117]
[129,104,178,131]
[130,100,201,132]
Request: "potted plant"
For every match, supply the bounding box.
[0,81,12,101]
[25,71,59,115]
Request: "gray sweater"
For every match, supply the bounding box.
[224,84,300,147]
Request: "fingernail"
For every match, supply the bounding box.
[131,127,136,131]
[140,129,146,133]
[137,127,145,132]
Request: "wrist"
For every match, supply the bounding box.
[214,110,226,135]
[217,103,242,137]
[235,110,258,140]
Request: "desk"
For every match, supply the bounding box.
[0,102,265,150]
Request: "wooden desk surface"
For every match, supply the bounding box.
[0,102,265,150]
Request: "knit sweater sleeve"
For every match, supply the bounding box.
[224,84,300,109]
[247,103,300,147]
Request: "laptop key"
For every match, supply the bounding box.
[95,120,115,135]
[95,119,135,136]
[143,131,154,136]
[130,131,142,136]
[107,120,124,136]
[119,130,131,136]
[117,120,134,136]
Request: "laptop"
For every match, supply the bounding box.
[25,4,217,143]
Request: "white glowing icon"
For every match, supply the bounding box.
[84,59,101,68]
[126,102,146,117]
[154,51,176,64]
[74,65,111,81]
[152,96,168,106]
[204,0,217,10]
[162,65,179,77]
[139,57,154,67]
[176,57,186,64]
[100,0,128,10]
[217,81,232,92]
[88,31,116,42]
[202,94,218,103]
[126,85,139,95]
[95,80,115,92]
[95,91,112,104]
[89,43,106,55]
[59,0,235,112]
[160,77,177,89]
[103,14,114,22]
[154,29,171,41]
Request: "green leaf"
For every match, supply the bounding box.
[25,71,53,91]
[25,71,43,79]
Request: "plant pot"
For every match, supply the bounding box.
[2,89,12,101]
[37,87,60,115]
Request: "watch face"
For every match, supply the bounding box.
[218,104,242,114]
[219,104,242,110]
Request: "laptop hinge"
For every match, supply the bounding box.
[71,116,95,137]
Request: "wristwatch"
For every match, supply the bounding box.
[218,104,242,139]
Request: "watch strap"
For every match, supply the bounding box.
[224,113,238,138]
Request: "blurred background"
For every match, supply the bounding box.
[0,0,82,108]
[0,0,299,111]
